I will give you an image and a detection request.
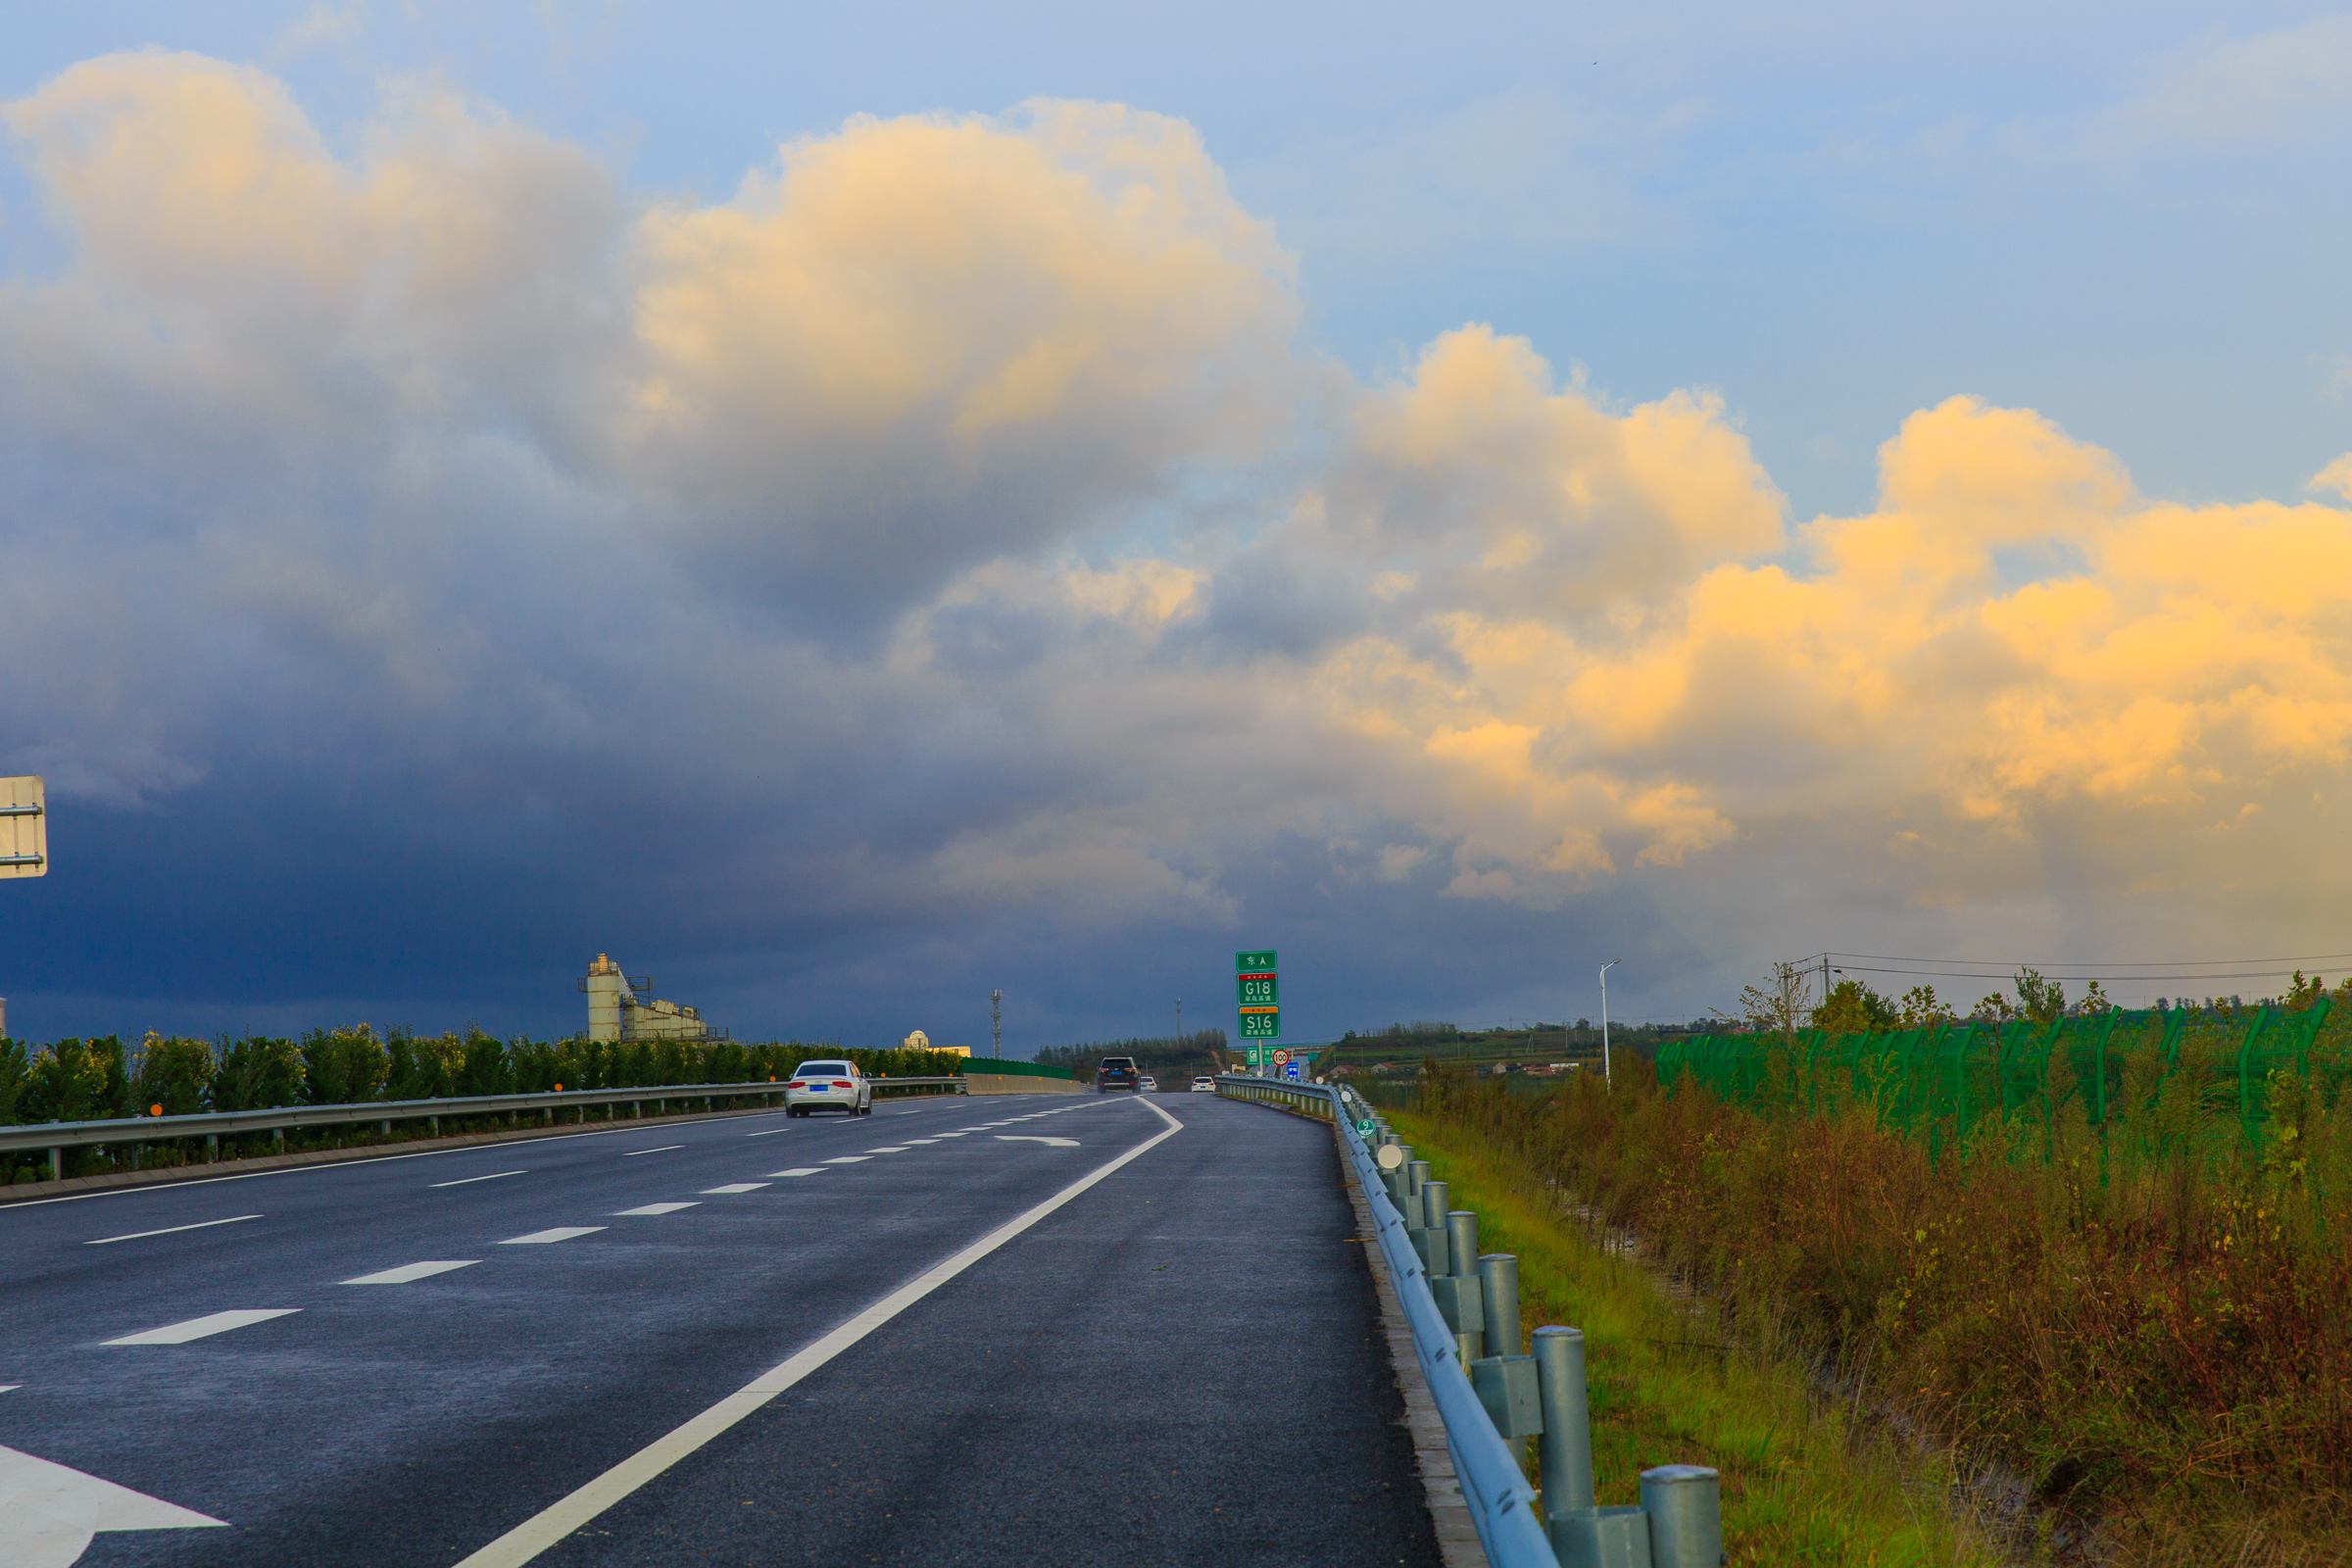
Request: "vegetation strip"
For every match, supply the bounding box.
[1387,1103,1994,1567]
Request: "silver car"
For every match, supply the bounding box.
[785,1059,873,1117]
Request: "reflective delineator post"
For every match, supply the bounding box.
[1532,1327,1594,1515]
[1640,1466,1723,1568]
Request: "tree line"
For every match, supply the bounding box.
[0,1026,970,1127]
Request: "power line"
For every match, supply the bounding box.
[1809,948,2352,972]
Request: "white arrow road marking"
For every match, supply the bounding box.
[612,1202,698,1216]
[103,1309,298,1346]
[0,1445,224,1568]
[995,1136,1080,1148]
[502,1227,605,1245]
[343,1260,480,1285]
[84,1215,261,1246]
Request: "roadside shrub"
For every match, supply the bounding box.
[132,1034,214,1116]
[213,1035,306,1111]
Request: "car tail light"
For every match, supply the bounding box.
[832,1080,854,1088]
[787,1080,808,1089]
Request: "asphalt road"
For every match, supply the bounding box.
[0,1090,1440,1567]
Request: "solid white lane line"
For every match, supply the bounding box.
[612,1202,699,1216]
[701,1183,770,1195]
[770,1168,825,1177]
[343,1260,480,1285]
[822,1156,868,1164]
[104,1309,299,1346]
[451,1096,1185,1568]
[501,1227,605,1245]
[431,1170,527,1188]
[84,1214,261,1247]
[621,1146,683,1157]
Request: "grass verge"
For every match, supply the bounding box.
[1391,1106,1999,1567]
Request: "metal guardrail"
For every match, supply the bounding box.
[1214,1072,1726,1568]
[0,1072,967,1176]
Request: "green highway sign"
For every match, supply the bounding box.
[1235,950,1276,974]
[1241,1009,1280,1040]
[1238,973,1278,1007]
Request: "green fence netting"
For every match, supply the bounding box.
[1656,1000,2350,1158]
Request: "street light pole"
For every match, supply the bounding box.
[991,989,1003,1059]
[1599,959,1622,1090]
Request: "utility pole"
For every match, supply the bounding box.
[1599,959,1622,1090]
[991,989,1003,1059]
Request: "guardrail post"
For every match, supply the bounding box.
[1477,1252,1520,1354]
[1533,1326,1594,1515]
[1429,1210,1485,1361]
[50,1146,63,1182]
[1640,1466,1722,1568]
[1410,1179,1453,1275]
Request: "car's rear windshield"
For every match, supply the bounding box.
[793,1062,852,1077]
[1099,1057,1136,1069]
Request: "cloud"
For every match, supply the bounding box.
[4,50,2351,1031]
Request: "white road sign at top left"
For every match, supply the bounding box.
[2,775,46,877]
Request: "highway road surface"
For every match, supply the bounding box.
[0,1091,1442,1566]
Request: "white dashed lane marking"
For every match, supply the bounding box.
[864,1147,909,1153]
[701,1184,769,1195]
[432,1171,526,1188]
[104,1309,299,1346]
[502,1227,605,1245]
[612,1202,699,1216]
[822,1156,868,1165]
[343,1260,480,1285]
[84,1215,261,1247]
[621,1146,683,1157]
[770,1168,825,1177]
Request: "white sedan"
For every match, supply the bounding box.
[1191,1076,1216,1092]
[784,1059,873,1116]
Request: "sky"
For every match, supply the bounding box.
[2,2,2350,1051]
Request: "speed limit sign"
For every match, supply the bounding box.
[1273,1050,1289,1065]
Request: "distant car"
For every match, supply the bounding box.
[1096,1055,1141,1093]
[1139,1075,1158,1092]
[785,1059,872,1116]
[1191,1076,1215,1092]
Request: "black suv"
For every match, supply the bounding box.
[1096,1055,1141,1093]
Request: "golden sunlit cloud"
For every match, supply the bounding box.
[7,51,2351,950]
